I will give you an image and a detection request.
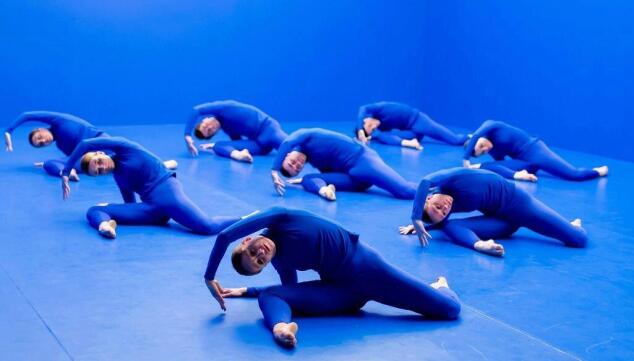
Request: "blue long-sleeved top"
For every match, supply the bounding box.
[463,120,538,160]
[272,128,364,173]
[411,168,517,222]
[356,101,419,134]
[5,111,105,155]
[184,100,273,140]
[62,137,174,203]
[204,207,359,287]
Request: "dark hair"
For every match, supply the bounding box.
[422,209,433,224]
[194,121,214,140]
[29,128,50,147]
[280,167,292,178]
[80,153,93,174]
[231,248,258,276]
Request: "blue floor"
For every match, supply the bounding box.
[2,121,633,361]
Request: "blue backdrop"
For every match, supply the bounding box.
[1,0,632,160]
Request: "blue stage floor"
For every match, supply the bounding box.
[1,122,632,360]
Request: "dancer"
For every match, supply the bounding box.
[400,168,588,256]
[183,100,288,163]
[271,128,416,201]
[355,101,469,149]
[61,136,238,238]
[204,206,461,347]
[4,111,108,180]
[463,120,608,181]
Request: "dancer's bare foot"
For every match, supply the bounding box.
[593,166,608,177]
[231,149,253,163]
[98,220,117,239]
[474,239,505,257]
[318,184,336,201]
[273,322,298,348]
[431,276,449,289]
[399,224,416,235]
[69,168,80,182]
[287,177,303,185]
[163,159,178,170]
[513,169,538,182]
[571,218,582,227]
[401,138,423,150]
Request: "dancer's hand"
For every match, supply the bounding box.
[399,224,416,235]
[357,129,368,144]
[221,287,247,298]
[271,170,286,196]
[5,132,13,152]
[185,135,198,157]
[413,219,432,247]
[462,159,471,168]
[62,176,71,200]
[206,279,226,311]
[514,170,538,182]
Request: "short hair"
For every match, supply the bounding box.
[194,120,214,140]
[280,166,292,178]
[80,152,96,174]
[422,209,433,224]
[231,247,259,276]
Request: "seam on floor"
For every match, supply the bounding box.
[463,304,583,361]
[1,264,75,361]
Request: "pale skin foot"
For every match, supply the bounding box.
[69,168,80,182]
[399,224,416,235]
[287,177,303,185]
[230,149,253,163]
[468,163,481,169]
[163,159,178,170]
[273,322,299,348]
[318,184,336,201]
[430,276,449,289]
[401,138,423,150]
[570,218,582,227]
[593,166,608,177]
[474,239,505,257]
[98,220,117,239]
[513,169,538,182]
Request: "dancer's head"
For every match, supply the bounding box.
[194,117,221,139]
[281,151,307,177]
[28,128,54,147]
[423,193,453,223]
[362,117,381,137]
[80,151,115,176]
[474,137,493,156]
[231,236,277,275]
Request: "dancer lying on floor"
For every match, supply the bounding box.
[204,206,461,348]
[355,101,469,149]
[399,168,588,256]
[271,128,416,201]
[463,120,608,182]
[183,100,288,163]
[61,137,238,239]
[4,111,177,180]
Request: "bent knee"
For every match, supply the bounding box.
[566,233,588,248]
[432,300,461,320]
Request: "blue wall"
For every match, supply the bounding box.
[2,1,633,160]
[419,0,634,161]
[0,0,426,126]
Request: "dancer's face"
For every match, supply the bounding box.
[424,194,453,223]
[30,128,54,147]
[238,236,276,274]
[196,117,221,139]
[88,152,115,176]
[282,151,307,177]
[363,118,381,136]
[474,137,493,156]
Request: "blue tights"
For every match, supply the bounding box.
[300,148,416,199]
[374,113,468,146]
[86,177,239,235]
[257,242,461,329]
[481,140,600,181]
[212,122,287,159]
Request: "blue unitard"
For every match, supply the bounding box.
[62,137,239,235]
[5,111,108,177]
[184,100,288,158]
[411,168,588,249]
[464,120,600,181]
[273,128,416,199]
[204,207,460,328]
[357,102,468,146]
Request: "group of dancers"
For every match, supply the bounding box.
[4,100,608,347]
